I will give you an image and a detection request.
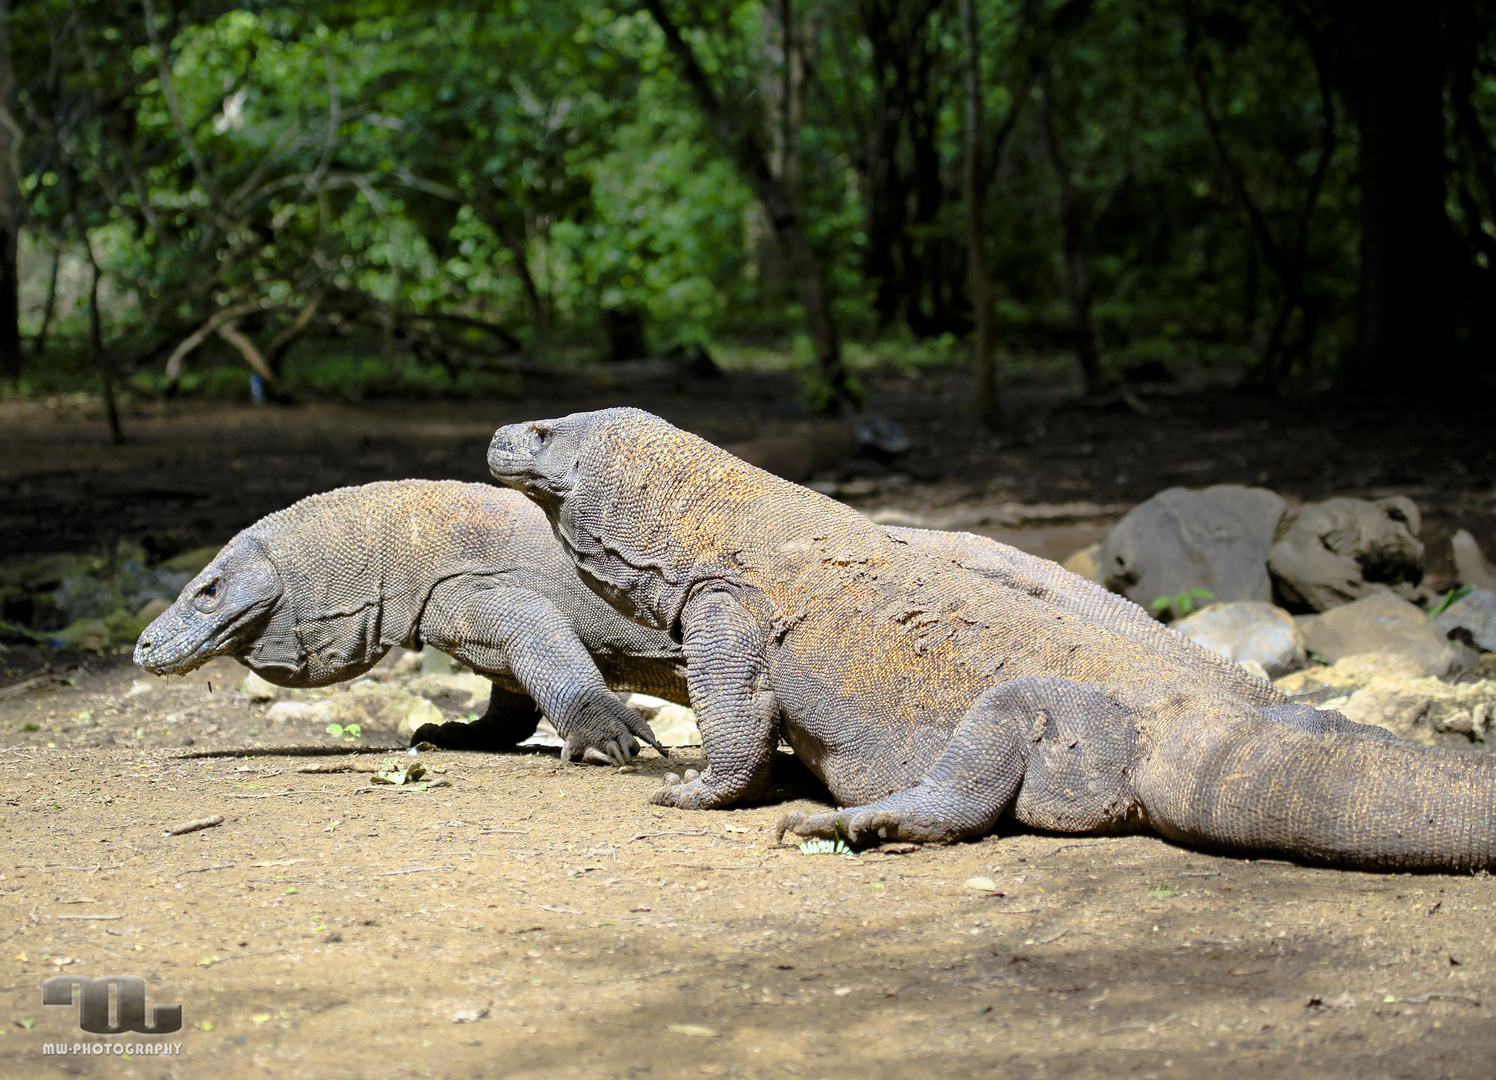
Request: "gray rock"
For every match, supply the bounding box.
[408,672,493,712]
[1296,593,1472,677]
[1061,543,1102,585]
[265,700,333,726]
[414,646,461,676]
[621,692,702,747]
[331,683,441,739]
[1171,602,1306,677]
[1101,485,1287,618]
[1434,588,1496,653]
[1452,530,1496,593]
[1267,496,1424,612]
[242,671,280,702]
[1275,654,1496,745]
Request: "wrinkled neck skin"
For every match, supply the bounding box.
[551,497,696,636]
[236,598,310,685]
[553,419,773,637]
[252,540,393,689]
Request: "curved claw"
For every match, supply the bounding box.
[562,731,639,766]
[622,711,669,758]
[778,807,942,846]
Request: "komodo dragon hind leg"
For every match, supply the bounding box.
[410,684,543,751]
[777,676,1139,845]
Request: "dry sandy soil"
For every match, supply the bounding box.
[0,652,1492,1080]
[3,370,1496,1078]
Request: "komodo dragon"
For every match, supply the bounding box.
[134,480,676,764]
[131,479,1206,767]
[487,407,1496,871]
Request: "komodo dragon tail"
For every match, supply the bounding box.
[1142,716,1496,872]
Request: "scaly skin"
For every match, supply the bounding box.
[487,408,1496,871]
[134,481,680,765]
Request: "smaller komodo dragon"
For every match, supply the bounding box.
[487,407,1496,871]
[133,479,1262,768]
[135,480,676,764]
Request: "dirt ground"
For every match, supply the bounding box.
[2,654,1492,1080]
[3,367,1496,1078]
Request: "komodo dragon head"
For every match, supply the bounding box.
[488,407,786,634]
[134,534,300,680]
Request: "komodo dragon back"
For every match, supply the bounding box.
[489,408,1496,872]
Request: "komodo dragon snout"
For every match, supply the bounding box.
[135,537,288,676]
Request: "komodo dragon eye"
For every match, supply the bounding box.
[194,579,222,611]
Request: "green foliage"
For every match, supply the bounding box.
[1150,588,1215,619]
[4,0,1492,397]
[1428,586,1474,620]
[325,722,362,741]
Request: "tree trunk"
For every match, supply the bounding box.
[84,239,122,444]
[1039,84,1103,396]
[754,0,807,293]
[35,244,59,358]
[961,0,999,431]
[642,0,856,412]
[0,0,22,385]
[1337,4,1459,390]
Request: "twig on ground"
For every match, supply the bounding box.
[377,865,455,877]
[630,829,710,842]
[163,815,224,836]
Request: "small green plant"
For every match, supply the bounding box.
[1150,588,1215,619]
[326,723,362,741]
[1148,886,1179,899]
[1427,586,1473,620]
[798,838,850,855]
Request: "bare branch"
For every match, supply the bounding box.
[162,301,268,389]
[216,319,285,391]
[266,293,322,372]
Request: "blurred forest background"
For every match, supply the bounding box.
[0,0,1492,427]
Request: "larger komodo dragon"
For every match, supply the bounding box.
[134,479,1263,766]
[487,407,1496,871]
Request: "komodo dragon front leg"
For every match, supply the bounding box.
[418,578,665,766]
[652,585,779,809]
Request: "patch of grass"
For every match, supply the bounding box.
[1150,588,1215,620]
[1428,586,1474,620]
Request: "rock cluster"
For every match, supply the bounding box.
[1086,485,1496,750]
[240,644,703,750]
